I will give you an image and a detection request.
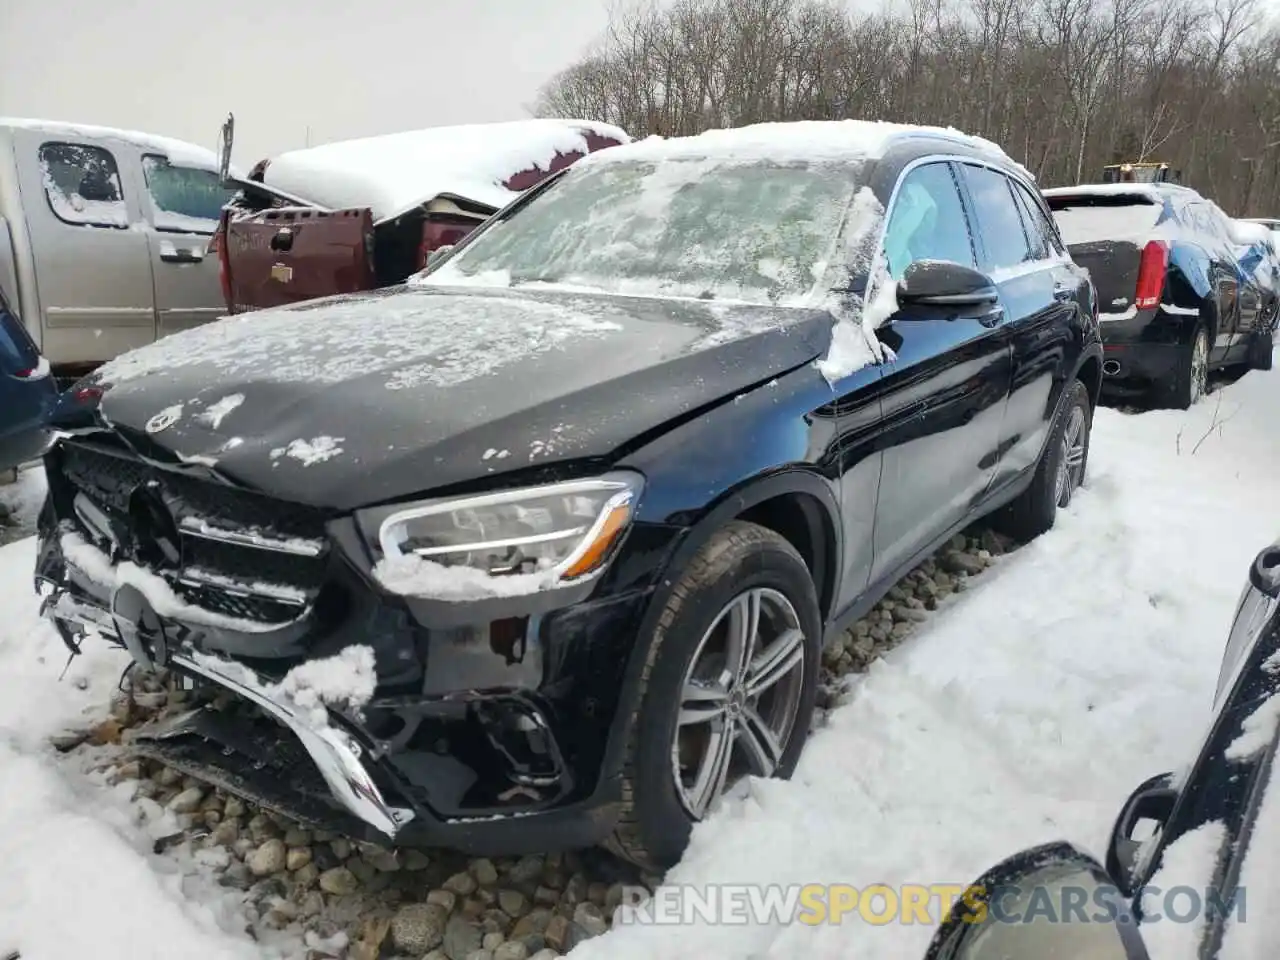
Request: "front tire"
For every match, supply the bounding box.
[991,378,1092,542]
[606,521,822,871]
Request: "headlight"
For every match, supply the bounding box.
[365,472,643,588]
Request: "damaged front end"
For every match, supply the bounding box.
[35,432,655,854]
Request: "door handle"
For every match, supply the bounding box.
[160,249,204,264]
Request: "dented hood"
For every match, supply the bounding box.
[77,285,835,510]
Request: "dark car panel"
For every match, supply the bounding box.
[0,286,56,469]
[33,128,1102,864]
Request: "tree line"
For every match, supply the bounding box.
[535,0,1280,216]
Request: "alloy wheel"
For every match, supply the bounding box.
[1190,329,1209,404]
[1054,404,1088,508]
[671,587,807,819]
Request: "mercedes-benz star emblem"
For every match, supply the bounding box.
[145,407,181,435]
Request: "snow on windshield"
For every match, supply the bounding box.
[419,157,869,308]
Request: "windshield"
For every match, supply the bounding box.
[417,157,867,306]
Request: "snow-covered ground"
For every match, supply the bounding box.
[1,366,1277,960]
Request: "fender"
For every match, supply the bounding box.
[600,463,843,784]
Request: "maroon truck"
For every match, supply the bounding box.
[209,117,629,313]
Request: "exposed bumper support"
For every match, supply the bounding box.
[38,581,414,841]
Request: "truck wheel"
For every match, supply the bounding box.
[1249,329,1274,371]
[991,378,1091,542]
[605,521,821,871]
[1165,324,1209,410]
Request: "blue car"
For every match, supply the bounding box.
[0,287,56,470]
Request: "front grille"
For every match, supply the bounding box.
[56,440,332,628]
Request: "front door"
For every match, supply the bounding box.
[135,153,234,339]
[869,160,1012,585]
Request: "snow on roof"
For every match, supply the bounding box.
[260,118,631,224]
[0,117,220,172]
[577,120,1027,175]
[1042,183,1178,202]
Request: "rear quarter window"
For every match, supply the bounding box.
[38,142,129,229]
[1046,194,1164,246]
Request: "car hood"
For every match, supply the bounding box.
[80,284,837,510]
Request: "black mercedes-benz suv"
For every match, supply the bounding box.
[34,120,1101,870]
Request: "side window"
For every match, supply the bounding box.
[882,162,976,280]
[142,155,234,234]
[959,164,1032,271]
[1011,181,1065,258]
[1010,187,1048,260]
[38,142,128,229]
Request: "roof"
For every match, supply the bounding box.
[576,119,1029,176]
[0,117,220,172]
[1042,182,1192,202]
[259,119,631,224]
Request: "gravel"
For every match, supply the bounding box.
[53,525,1014,957]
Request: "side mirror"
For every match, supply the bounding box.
[1106,772,1178,894]
[924,842,1149,960]
[898,259,999,308]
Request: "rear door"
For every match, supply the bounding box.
[11,129,156,367]
[1185,200,1242,356]
[137,154,235,338]
[225,205,374,311]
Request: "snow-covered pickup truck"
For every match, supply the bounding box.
[210,118,629,313]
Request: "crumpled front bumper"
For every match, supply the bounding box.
[37,580,415,841]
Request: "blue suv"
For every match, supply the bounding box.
[0,287,56,470]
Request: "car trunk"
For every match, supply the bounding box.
[1046,193,1167,314]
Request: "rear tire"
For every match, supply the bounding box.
[991,379,1091,542]
[605,521,822,871]
[1164,324,1209,409]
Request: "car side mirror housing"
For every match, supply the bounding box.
[898,259,999,307]
[923,841,1149,960]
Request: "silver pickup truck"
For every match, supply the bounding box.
[0,118,233,381]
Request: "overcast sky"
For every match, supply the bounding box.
[0,0,616,165]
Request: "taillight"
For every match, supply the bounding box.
[1134,240,1169,310]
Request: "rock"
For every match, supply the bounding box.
[115,760,142,780]
[298,889,325,917]
[318,867,360,896]
[889,622,914,642]
[390,902,449,954]
[247,813,278,842]
[497,889,527,918]
[329,837,352,860]
[464,951,493,960]
[293,861,320,890]
[471,858,499,886]
[510,908,552,940]
[573,902,608,937]
[222,795,247,818]
[156,765,182,787]
[347,857,377,883]
[287,847,313,871]
[507,855,544,887]
[561,873,587,907]
[482,931,506,950]
[404,848,432,871]
[942,551,985,575]
[166,786,205,813]
[445,871,479,896]
[428,888,459,913]
[493,942,529,960]
[533,886,559,906]
[365,847,401,872]
[210,820,240,847]
[529,951,559,960]
[248,839,288,877]
[283,827,311,847]
[443,913,484,960]
[545,914,588,952]
[893,605,929,623]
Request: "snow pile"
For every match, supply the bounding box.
[1218,748,1280,959]
[261,119,630,223]
[569,364,1280,960]
[1224,692,1280,761]
[373,553,558,601]
[1049,200,1166,247]
[1140,821,1228,960]
[192,645,378,729]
